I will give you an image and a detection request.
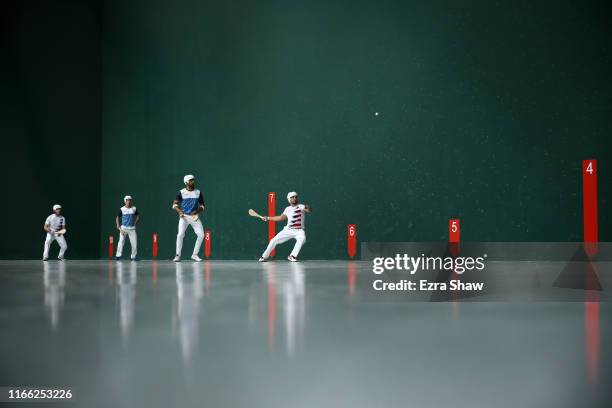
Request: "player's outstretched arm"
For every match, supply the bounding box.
[304,204,312,213]
[264,214,287,222]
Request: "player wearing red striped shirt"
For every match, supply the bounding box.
[259,192,312,262]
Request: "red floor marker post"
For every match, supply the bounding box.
[108,235,114,258]
[582,160,598,257]
[348,224,357,259]
[268,192,276,258]
[205,230,211,258]
[448,219,461,314]
[152,233,158,259]
[449,219,460,256]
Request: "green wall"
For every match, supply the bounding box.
[1,0,102,259]
[3,1,610,260]
[101,0,611,259]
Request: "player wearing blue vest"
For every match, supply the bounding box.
[115,195,139,261]
[172,175,205,262]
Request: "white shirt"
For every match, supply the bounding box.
[283,204,306,229]
[45,214,66,232]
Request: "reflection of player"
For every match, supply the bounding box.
[43,204,68,261]
[174,262,204,365]
[259,192,312,262]
[43,260,66,330]
[116,261,137,341]
[115,195,139,261]
[172,175,205,262]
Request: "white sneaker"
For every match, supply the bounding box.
[288,255,297,262]
[258,257,267,262]
[58,257,65,261]
[173,255,181,262]
[191,255,203,262]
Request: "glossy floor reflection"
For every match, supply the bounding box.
[0,260,609,408]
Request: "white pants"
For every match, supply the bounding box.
[262,228,306,259]
[117,228,137,258]
[176,217,204,256]
[43,233,67,259]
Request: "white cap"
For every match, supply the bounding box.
[184,174,195,184]
[53,204,62,211]
[124,195,132,202]
[287,191,298,203]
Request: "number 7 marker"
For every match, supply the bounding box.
[268,192,276,258]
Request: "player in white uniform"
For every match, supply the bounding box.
[259,192,312,262]
[43,204,68,261]
[172,175,206,262]
[115,195,140,261]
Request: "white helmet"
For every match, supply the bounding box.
[52,204,62,211]
[124,195,132,202]
[287,191,298,203]
[184,174,195,185]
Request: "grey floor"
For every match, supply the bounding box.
[0,260,609,408]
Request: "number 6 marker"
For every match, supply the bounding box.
[348,224,357,258]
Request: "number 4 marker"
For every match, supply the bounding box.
[582,160,598,257]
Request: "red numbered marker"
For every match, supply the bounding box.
[205,230,211,258]
[108,235,114,258]
[348,224,357,259]
[582,160,598,257]
[152,233,158,259]
[449,219,460,243]
[449,219,460,257]
[268,192,276,258]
